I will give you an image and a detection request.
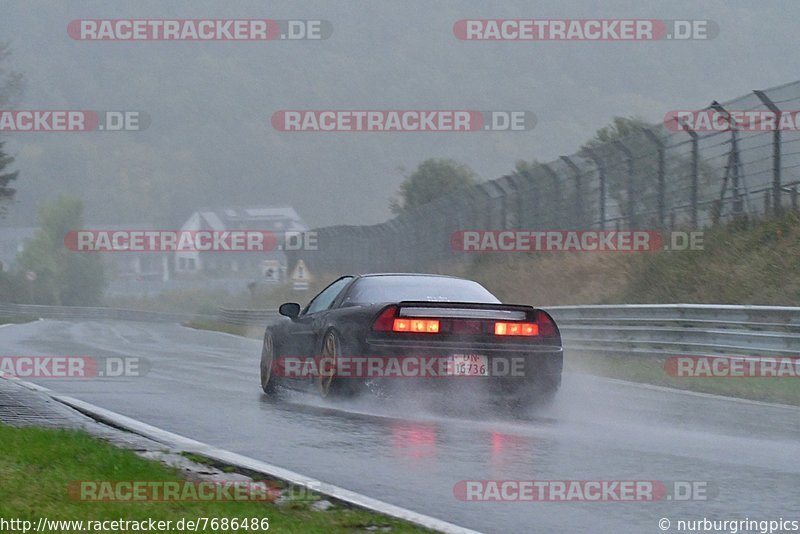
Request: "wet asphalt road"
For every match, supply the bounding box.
[2,319,799,533]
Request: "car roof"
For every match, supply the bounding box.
[353,273,465,280]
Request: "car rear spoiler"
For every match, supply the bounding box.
[395,300,535,321]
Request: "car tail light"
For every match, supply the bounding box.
[535,310,558,338]
[494,322,538,336]
[393,318,440,333]
[372,306,398,331]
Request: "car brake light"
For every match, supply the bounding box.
[393,319,440,333]
[494,322,538,336]
[535,310,558,337]
[372,306,398,331]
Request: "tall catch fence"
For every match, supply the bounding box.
[297,80,800,274]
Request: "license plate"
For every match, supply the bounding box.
[447,354,489,377]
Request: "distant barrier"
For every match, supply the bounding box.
[7,302,798,358]
[217,303,800,357]
[218,308,280,326]
[547,304,800,357]
[0,303,211,324]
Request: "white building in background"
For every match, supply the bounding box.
[1,207,309,297]
[175,206,308,281]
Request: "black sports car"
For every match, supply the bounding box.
[259,273,562,407]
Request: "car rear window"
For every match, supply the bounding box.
[342,276,500,305]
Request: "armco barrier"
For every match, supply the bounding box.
[216,304,800,358]
[7,302,797,358]
[546,304,800,358]
[218,307,280,326]
[0,303,211,323]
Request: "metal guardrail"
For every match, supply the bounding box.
[216,304,800,358]
[0,303,211,324]
[546,304,800,358]
[218,308,280,326]
[9,301,796,358]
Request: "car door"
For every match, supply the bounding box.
[282,276,354,383]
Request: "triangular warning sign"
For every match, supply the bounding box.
[289,259,313,282]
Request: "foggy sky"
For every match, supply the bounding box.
[1,0,798,228]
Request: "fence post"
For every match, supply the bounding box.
[560,155,583,227]
[518,169,539,227]
[613,140,635,228]
[642,129,666,228]
[675,116,699,227]
[582,147,606,230]
[712,102,745,217]
[540,163,563,226]
[506,173,525,230]
[497,175,519,229]
[754,89,783,217]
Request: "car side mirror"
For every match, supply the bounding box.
[279,302,301,320]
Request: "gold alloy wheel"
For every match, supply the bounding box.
[260,333,275,393]
[318,331,338,397]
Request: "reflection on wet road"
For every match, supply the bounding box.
[2,319,798,533]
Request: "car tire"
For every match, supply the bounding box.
[260,331,281,395]
[318,329,364,398]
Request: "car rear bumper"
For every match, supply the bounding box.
[357,339,563,399]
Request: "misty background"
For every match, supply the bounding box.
[1,0,798,228]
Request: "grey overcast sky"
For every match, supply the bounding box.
[1,0,798,227]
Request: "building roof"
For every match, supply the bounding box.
[192,205,307,232]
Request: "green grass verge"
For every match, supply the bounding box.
[0,424,432,533]
[568,353,800,406]
[456,212,800,306]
